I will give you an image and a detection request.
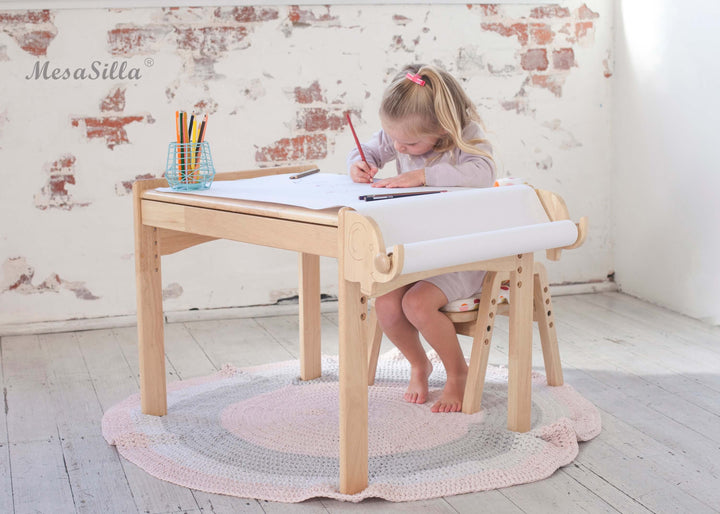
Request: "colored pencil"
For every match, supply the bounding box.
[289,168,320,179]
[179,111,186,179]
[189,118,197,173]
[345,112,368,165]
[175,111,181,174]
[192,114,208,182]
[197,114,208,143]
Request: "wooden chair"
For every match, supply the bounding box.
[365,188,588,414]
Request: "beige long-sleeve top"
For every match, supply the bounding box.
[346,121,495,187]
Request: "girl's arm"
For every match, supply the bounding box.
[372,141,495,188]
[346,130,397,182]
[424,153,495,188]
[425,123,495,187]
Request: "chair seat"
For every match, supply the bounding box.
[441,281,511,314]
[441,293,483,313]
[444,303,511,324]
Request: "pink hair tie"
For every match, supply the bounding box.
[406,72,425,86]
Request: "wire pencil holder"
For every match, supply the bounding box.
[165,141,215,191]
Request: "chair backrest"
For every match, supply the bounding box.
[534,189,588,260]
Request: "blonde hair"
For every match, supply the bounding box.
[380,64,492,162]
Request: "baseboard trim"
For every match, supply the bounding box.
[0,281,617,336]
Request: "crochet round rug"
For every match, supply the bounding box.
[102,350,601,503]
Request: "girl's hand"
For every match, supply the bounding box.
[350,161,378,183]
[372,169,425,188]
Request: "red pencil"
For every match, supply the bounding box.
[345,112,368,165]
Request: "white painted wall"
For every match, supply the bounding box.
[613,0,720,324]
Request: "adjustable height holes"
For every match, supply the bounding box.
[545,298,550,305]
[517,281,522,288]
[547,310,552,317]
[488,312,494,319]
[360,313,367,321]
[360,296,367,305]
[483,338,490,346]
[486,325,492,332]
[491,298,496,305]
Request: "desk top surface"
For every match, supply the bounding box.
[138,166,342,227]
[142,188,341,227]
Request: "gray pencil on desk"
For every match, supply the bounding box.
[289,168,320,179]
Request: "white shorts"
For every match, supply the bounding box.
[422,270,487,305]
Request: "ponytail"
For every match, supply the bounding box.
[380,64,493,163]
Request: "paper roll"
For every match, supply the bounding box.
[401,220,578,274]
[353,185,578,275]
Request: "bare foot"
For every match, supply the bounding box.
[431,373,467,413]
[404,359,433,404]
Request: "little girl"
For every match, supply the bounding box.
[347,63,495,413]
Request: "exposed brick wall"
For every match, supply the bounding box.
[0,10,57,56]
[1,256,99,299]
[33,155,90,211]
[256,80,355,165]
[476,3,599,98]
[71,114,152,149]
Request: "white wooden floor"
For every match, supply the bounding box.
[1,292,719,514]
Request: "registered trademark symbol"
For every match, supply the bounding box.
[144,58,154,67]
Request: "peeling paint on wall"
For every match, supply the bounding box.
[108,7,281,82]
[71,114,153,149]
[287,6,339,27]
[294,81,324,104]
[116,173,158,196]
[162,282,183,300]
[100,86,126,112]
[255,133,327,163]
[0,10,57,56]
[1,257,99,299]
[34,155,90,211]
[475,3,601,98]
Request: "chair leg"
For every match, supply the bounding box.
[462,271,504,414]
[533,262,564,386]
[366,304,383,385]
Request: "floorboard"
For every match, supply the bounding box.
[1,292,719,513]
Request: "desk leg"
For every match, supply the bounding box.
[299,253,322,380]
[338,277,369,494]
[507,253,533,432]
[135,224,167,416]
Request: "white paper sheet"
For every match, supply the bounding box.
[157,173,458,210]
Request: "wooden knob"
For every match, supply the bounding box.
[374,253,391,273]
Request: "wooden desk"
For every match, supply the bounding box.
[132,166,534,495]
